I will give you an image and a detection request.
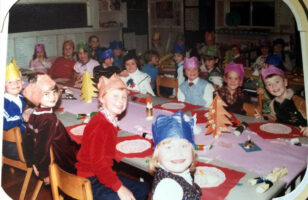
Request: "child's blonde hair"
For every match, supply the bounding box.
[148,138,197,174]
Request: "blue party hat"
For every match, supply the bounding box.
[172,43,185,54]
[97,48,114,61]
[152,110,195,148]
[265,54,283,67]
[109,41,123,50]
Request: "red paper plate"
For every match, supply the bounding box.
[154,100,203,113]
[66,123,87,144]
[248,122,301,139]
[196,162,245,200]
[115,135,154,162]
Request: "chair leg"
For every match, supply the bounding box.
[19,168,33,200]
[30,180,43,200]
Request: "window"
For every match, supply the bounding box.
[230,0,275,27]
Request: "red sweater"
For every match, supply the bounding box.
[48,57,76,79]
[75,112,122,192]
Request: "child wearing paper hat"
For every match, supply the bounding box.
[177,57,214,107]
[217,62,247,115]
[74,42,100,85]
[22,74,79,184]
[202,46,223,87]
[255,65,308,136]
[3,60,30,160]
[172,43,186,87]
[29,43,52,73]
[109,41,124,69]
[149,110,202,200]
[76,73,149,199]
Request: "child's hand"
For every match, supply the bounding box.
[22,108,33,122]
[256,88,265,95]
[254,108,264,120]
[33,165,39,176]
[119,70,129,77]
[117,185,136,200]
[299,126,308,137]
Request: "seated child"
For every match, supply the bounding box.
[172,43,185,86]
[255,65,308,136]
[120,53,155,96]
[88,35,106,60]
[230,44,246,67]
[177,57,214,107]
[48,40,76,80]
[3,61,31,160]
[217,62,246,115]
[75,74,149,199]
[202,46,223,88]
[22,74,80,184]
[142,50,160,91]
[109,40,124,69]
[73,42,99,83]
[29,43,52,73]
[94,48,114,71]
[252,39,270,70]
[149,110,202,200]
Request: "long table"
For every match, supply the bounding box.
[56,85,308,200]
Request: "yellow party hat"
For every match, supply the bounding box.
[11,58,19,70]
[5,61,21,81]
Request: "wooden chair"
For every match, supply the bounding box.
[2,127,33,200]
[49,147,93,200]
[243,102,258,117]
[156,75,178,98]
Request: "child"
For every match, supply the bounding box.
[230,44,246,67]
[88,35,106,60]
[48,40,76,79]
[142,50,160,92]
[172,43,185,87]
[29,43,52,73]
[177,57,214,107]
[217,62,246,115]
[97,48,114,68]
[75,74,149,199]
[110,40,124,69]
[149,110,202,200]
[252,39,270,70]
[22,74,80,184]
[3,61,31,160]
[151,31,165,57]
[202,46,223,88]
[255,65,308,136]
[120,53,155,96]
[73,42,99,83]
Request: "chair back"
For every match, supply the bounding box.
[243,102,257,117]
[49,148,93,200]
[3,127,27,167]
[156,75,178,98]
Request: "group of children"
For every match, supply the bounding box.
[3,32,308,200]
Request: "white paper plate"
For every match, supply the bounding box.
[116,139,151,154]
[260,123,291,134]
[70,124,86,136]
[195,166,226,188]
[161,102,185,110]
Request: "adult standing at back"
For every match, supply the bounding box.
[48,40,76,80]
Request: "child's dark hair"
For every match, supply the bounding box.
[32,50,47,60]
[93,66,121,83]
[88,35,99,43]
[143,50,159,63]
[123,52,140,70]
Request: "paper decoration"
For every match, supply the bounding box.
[80,71,98,103]
[205,95,232,138]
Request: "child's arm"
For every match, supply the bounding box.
[299,126,308,137]
[3,109,24,131]
[203,83,215,107]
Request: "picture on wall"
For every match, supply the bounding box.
[156,1,173,19]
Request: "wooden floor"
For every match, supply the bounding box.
[2,162,153,200]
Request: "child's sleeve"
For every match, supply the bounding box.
[203,83,215,107]
[89,126,122,192]
[177,87,185,102]
[3,108,23,131]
